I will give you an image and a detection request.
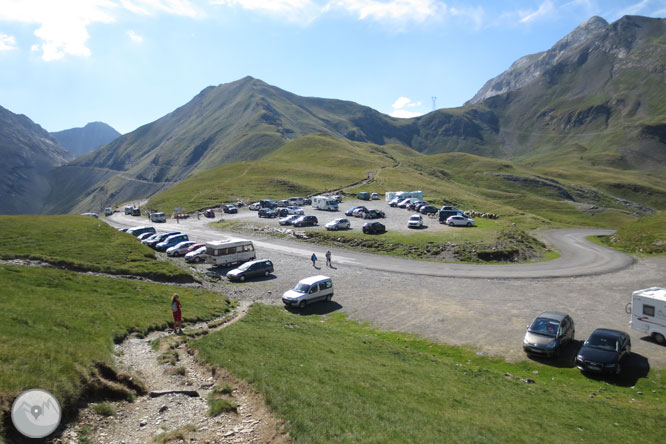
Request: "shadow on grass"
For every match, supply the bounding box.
[527,340,582,369]
[285,300,343,316]
[579,352,650,387]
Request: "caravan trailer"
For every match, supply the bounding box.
[629,287,666,344]
[206,240,256,266]
[312,196,339,211]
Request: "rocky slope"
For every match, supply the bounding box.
[0,105,70,214]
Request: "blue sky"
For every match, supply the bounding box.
[0,0,664,134]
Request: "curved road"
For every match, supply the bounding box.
[108,213,633,279]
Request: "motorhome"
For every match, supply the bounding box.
[205,240,256,266]
[385,190,423,202]
[312,196,339,211]
[629,287,666,344]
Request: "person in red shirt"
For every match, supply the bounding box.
[171,293,182,334]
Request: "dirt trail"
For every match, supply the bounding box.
[58,301,289,444]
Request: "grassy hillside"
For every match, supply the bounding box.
[194,304,666,443]
[147,134,663,231]
[598,211,666,255]
[0,266,232,441]
[0,215,193,281]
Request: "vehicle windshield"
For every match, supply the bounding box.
[237,262,252,271]
[528,317,560,337]
[293,283,310,293]
[585,334,618,352]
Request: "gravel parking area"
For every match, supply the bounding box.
[225,199,465,233]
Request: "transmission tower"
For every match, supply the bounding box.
[432,96,437,111]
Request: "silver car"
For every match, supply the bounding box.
[325,218,351,231]
[523,312,575,358]
[446,215,475,227]
[167,240,197,257]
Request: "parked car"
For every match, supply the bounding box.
[127,226,156,237]
[156,233,189,252]
[523,312,575,358]
[352,207,368,217]
[222,204,238,214]
[137,232,154,241]
[292,215,318,227]
[408,214,423,228]
[226,259,274,282]
[325,218,351,231]
[279,215,301,226]
[185,242,206,254]
[258,208,278,218]
[259,199,278,209]
[345,206,366,216]
[277,208,289,217]
[407,201,428,211]
[419,205,439,215]
[277,200,289,207]
[357,192,371,200]
[389,197,402,207]
[81,212,98,218]
[204,209,215,218]
[303,198,312,205]
[104,207,113,216]
[446,215,475,227]
[248,202,261,211]
[363,209,384,219]
[397,198,418,208]
[576,329,631,375]
[184,246,207,263]
[331,194,343,203]
[371,192,379,200]
[282,275,333,308]
[167,241,197,257]
[143,232,181,248]
[363,221,386,234]
[286,206,305,215]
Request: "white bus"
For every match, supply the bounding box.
[205,240,256,266]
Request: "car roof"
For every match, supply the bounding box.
[590,328,627,338]
[299,275,331,285]
[244,259,271,265]
[536,312,569,322]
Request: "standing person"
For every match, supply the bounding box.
[325,250,332,267]
[171,293,182,334]
[311,253,317,268]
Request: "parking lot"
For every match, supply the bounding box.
[225,198,470,234]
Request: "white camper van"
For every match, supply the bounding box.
[205,240,256,266]
[312,196,338,211]
[629,287,666,344]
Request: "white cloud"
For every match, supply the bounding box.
[328,0,446,23]
[210,0,320,23]
[519,0,555,24]
[391,96,424,117]
[0,33,16,50]
[127,29,143,42]
[0,0,197,61]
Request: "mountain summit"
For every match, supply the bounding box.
[51,122,121,158]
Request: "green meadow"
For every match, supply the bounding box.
[194,304,666,444]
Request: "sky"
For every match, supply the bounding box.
[0,0,664,134]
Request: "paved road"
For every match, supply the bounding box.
[107,213,666,368]
[108,213,633,279]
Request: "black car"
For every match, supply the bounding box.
[362,221,386,234]
[293,215,318,227]
[222,205,238,214]
[523,312,575,358]
[363,209,385,219]
[576,329,631,375]
[303,198,312,205]
[419,205,439,215]
[259,199,278,209]
[204,209,215,218]
[258,208,278,218]
[276,208,289,217]
[226,259,274,282]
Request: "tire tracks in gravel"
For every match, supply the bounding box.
[58,301,290,444]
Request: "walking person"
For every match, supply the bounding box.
[325,250,332,267]
[311,253,318,268]
[171,293,182,334]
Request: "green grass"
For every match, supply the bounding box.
[0,266,233,438]
[0,215,193,282]
[193,304,666,444]
[596,212,666,255]
[92,402,116,417]
[153,424,198,443]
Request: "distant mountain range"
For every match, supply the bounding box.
[0,15,664,215]
[51,122,120,158]
[0,106,70,214]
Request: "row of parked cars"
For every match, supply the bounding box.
[523,311,632,376]
[389,197,476,227]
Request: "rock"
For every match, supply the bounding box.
[159,405,168,413]
[532,370,539,375]
[224,431,235,437]
[140,419,147,427]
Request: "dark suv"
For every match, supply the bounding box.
[226,259,274,282]
[523,312,575,358]
[293,215,318,227]
[362,221,386,234]
[258,208,278,218]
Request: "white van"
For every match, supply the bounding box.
[629,287,666,344]
[150,211,166,223]
[282,275,333,308]
[312,196,338,211]
[205,240,256,266]
[288,197,305,206]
